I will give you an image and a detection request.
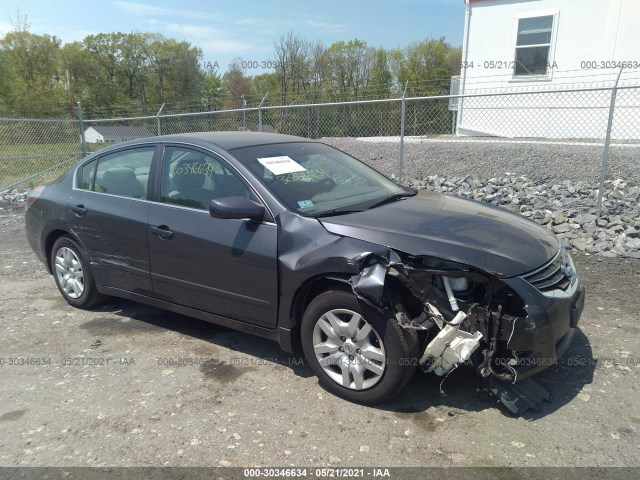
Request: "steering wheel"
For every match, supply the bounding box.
[314,177,336,193]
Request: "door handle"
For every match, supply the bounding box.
[149,225,174,240]
[71,204,87,216]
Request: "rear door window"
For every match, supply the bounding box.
[93,147,155,199]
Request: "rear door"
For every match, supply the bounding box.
[68,145,157,294]
[147,145,279,328]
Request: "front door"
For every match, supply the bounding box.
[147,146,278,328]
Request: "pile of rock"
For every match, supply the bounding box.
[0,188,28,203]
[3,178,639,259]
[411,175,640,259]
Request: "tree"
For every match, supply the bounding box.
[0,23,66,115]
[0,20,462,120]
[307,40,328,101]
[369,48,393,97]
[202,69,223,110]
[60,41,93,115]
[324,39,375,100]
[172,41,204,103]
[82,33,128,108]
[0,49,20,112]
[145,34,175,104]
[222,59,254,109]
[252,72,279,103]
[274,32,309,104]
[119,32,150,101]
[397,37,460,96]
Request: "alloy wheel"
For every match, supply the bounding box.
[312,308,386,390]
[54,247,85,299]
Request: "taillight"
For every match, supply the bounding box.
[25,185,46,211]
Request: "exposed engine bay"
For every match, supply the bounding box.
[276,212,582,415]
[348,251,558,415]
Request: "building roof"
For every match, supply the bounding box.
[87,125,155,138]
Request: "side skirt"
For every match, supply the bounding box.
[98,286,281,343]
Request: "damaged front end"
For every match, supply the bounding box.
[349,249,585,416]
[275,211,584,415]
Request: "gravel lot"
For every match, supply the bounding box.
[0,196,639,468]
[323,137,640,185]
[1,139,639,473]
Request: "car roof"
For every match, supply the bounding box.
[78,131,320,165]
[152,131,314,150]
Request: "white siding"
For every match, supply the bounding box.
[458,0,640,139]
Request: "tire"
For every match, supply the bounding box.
[50,235,105,309]
[301,289,419,405]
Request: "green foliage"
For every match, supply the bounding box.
[222,59,254,109]
[370,49,393,96]
[252,72,279,102]
[202,70,224,110]
[397,37,461,96]
[0,26,207,117]
[0,28,68,116]
[0,23,460,126]
[0,49,20,111]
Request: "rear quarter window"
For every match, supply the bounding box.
[78,159,97,190]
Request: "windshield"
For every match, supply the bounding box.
[230,142,406,216]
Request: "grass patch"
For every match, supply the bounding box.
[0,143,103,190]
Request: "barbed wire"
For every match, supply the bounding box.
[2,84,640,194]
[5,69,640,119]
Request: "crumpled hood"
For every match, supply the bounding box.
[319,192,559,277]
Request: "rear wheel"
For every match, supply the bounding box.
[301,289,418,404]
[51,236,104,308]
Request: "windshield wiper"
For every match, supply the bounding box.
[313,209,364,218]
[367,189,417,209]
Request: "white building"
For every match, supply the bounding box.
[84,125,155,143]
[457,0,640,139]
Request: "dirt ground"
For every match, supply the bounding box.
[0,199,639,468]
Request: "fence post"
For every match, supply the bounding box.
[399,81,408,183]
[596,68,623,217]
[258,93,268,132]
[241,94,247,130]
[156,103,165,136]
[76,101,86,158]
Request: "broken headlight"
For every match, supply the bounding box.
[560,244,577,282]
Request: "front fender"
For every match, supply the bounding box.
[276,211,394,334]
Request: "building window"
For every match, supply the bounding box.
[514,15,554,76]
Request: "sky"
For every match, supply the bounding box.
[0,0,465,73]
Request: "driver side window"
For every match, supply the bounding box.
[160,147,253,210]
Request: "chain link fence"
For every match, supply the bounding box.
[2,85,639,211]
[0,116,97,193]
[456,86,640,141]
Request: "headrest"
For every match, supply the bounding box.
[172,156,208,189]
[103,167,137,183]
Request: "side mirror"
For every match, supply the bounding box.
[209,196,265,222]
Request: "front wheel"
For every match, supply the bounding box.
[51,235,105,308]
[301,289,418,404]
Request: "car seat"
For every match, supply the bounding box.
[169,157,215,209]
[100,167,145,198]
